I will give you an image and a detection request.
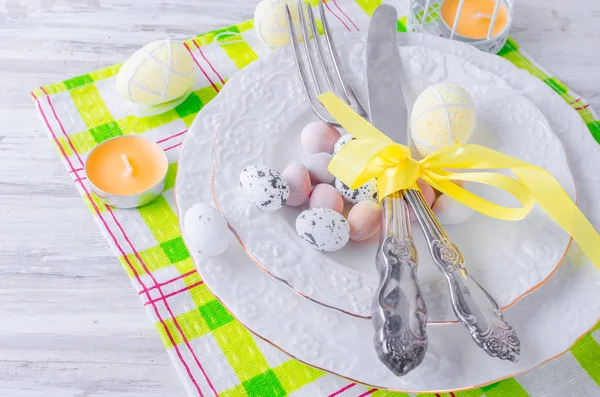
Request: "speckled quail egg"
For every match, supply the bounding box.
[335,178,378,204]
[332,134,355,155]
[240,165,289,211]
[295,208,350,252]
[183,203,230,258]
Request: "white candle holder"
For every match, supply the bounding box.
[407,0,514,54]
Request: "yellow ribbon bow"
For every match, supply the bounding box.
[319,91,600,270]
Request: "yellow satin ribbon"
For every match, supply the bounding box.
[319,91,600,270]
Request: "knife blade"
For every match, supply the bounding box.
[366,6,520,364]
[366,5,407,144]
[366,5,428,377]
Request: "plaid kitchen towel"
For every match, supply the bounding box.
[31,0,600,396]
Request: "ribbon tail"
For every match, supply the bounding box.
[514,167,600,270]
[422,170,534,220]
[318,92,393,143]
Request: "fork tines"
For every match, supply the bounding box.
[285,0,366,127]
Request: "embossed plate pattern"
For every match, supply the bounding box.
[210,44,573,322]
[177,33,600,392]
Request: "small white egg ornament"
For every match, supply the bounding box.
[410,83,476,158]
[296,208,350,252]
[335,178,378,204]
[240,165,290,211]
[184,204,230,258]
[432,194,474,226]
[117,39,196,106]
[254,0,308,48]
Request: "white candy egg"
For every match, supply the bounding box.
[332,134,355,155]
[335,178,378,204]
[303,153,335,185]
[184,204,230,258]
[296,208,350,252]
[240,165,289,211]
[282,162,311,207]
[348,200,381,242]
[432,194,474,226]
[116,39,196,106]
[301,121,341,154]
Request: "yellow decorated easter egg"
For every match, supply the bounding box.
[254,0,308,48]
[410,83,476,158]
[116,39,196,106]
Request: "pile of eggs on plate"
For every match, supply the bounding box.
[240,83,477,253]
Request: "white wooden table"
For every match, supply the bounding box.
[1,1,598,395]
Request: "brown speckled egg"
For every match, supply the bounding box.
[332,134,354,155]
[296,208,350,252]
[409,179,435,222]
[303,153,335,185]
[239,165,289,211]
[309,183,344,214]
[335,178,378,204]
[348,201,381,241]
[282,162,312,206]
[301,121,341,154]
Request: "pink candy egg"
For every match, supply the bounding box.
[309,183,344,214]
[348,201,381,242]
[301,121,341,154]
[409,179,435,223]
[282,162,312,206]
[303,152,335,185]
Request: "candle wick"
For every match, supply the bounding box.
[474,12,493,19]
[121,154,133,175]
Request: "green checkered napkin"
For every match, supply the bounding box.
[31,0,600,396]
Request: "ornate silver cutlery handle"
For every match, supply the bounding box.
[373,192,428,376]
[405,189,520,362]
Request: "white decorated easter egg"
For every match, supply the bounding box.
[348,200,381,242]
[116,39,197,106]
[303,153,335,185]
[254,0,308,48]
[184,203,229,258]
[309,183,344,214]
[240,165,289,211]
[335,178,378,204]
[295,208,350,252]
[282,162,312,206]
[332,134,354,155]
[410,83,476,158]
[301,121,341,154]
[432,194,474,226]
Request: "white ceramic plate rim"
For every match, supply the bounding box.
[210,43,574,322]
[177,33,600,392]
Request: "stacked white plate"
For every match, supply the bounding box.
[176,32,600,393]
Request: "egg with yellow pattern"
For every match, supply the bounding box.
[117,39,196,106]
[410,83,476,158]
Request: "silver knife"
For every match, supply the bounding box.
[368,5,521,363]
[367,5,428,376]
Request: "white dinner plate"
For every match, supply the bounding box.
[176,32,600,392]
[210,43,573,322]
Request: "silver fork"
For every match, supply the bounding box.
[285,0,366,125]
[286,0,520,367]
[286,0,428,375]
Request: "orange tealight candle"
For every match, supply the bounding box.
[85,136,168,208]
[441,0,509,40]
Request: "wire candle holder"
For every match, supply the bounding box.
[408,0,514,54]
